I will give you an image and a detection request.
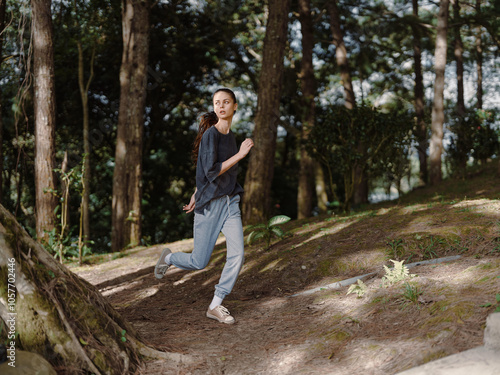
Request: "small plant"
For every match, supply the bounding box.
[347,279,368,298]
[246,215,291,250]
[119,329,127,342]
[480,292,500,312]
[418,235,445,259]
[402,282,423,304]
[381,259,414,287]
[386,238,404,260]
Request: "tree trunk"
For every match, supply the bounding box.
[328,0,355,109]
[77,42,95,244]
[429,0,449,185]
[0,0,5,203]
[0,204,191,373]
[32,0,58,241]
[297,0,316,219]
[242,0,291,224]
[328,0,368,207]
[412,0,428,186]
[475,0,483,110]
[315,162,328,214]
[453,0,465,117]
[112,0,150,251]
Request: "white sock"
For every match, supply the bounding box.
[209,296,224,310]
[165,253,172,265]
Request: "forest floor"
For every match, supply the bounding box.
[72,164,500,375]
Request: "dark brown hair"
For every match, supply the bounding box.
[192,88,237,163]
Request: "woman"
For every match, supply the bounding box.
[155,88,254,324]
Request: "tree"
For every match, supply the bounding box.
[112,0,150,251]
[242,0,291,224]
[32,0,58,241]
[0,203,192,373]
[0,0,6,203]
[327,0,369,206]
[297,0,316,219]
[429,0,449,185]
[411,0,428,186]
[474,0,483,110]
[74,0,96,245]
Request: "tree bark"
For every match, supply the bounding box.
[0,0,6,203]
[297,0,316,219]
[453,0,465,117]
[328,0,355,110]
[32,0,58,241]
[475,0,483,110]
[112,0,150,251]
[315,162,328,214]
[242,0,291,224]
[0,204,191,373]
[429,0,449,185]
[412,0,428,186]
[77,42,95,244]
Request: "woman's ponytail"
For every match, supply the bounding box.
[192,111,218,163]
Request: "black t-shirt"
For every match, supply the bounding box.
[194,126,243,214]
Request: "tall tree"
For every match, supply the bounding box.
[327,0,355,109]
[242,0,291,224]
[429,0,449,185]
[112,0,150,251]
[297,0,316,219]
[412,0,428,186]
[0,0,6,203]
[75,0,96,245]
[474,0,483,110]
[328,0,368,206]
[453,0,465,117]
[32,0,58,241]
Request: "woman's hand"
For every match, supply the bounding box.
[238,138,254,158]
[183,193,196,213]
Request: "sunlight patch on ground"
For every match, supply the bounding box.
[263,344,309,375]
[259,259,281,273]
[297,220,356,247]
[451,199,500,215]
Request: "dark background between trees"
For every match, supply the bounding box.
[0,0,499,256]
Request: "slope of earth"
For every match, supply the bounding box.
[72,164,500,374]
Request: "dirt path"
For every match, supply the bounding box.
[74,241,499,375]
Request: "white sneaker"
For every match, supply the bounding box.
[206,305,235,324]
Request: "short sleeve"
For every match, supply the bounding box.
[200,129,222,183]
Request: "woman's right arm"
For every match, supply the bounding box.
[183,188,197,213]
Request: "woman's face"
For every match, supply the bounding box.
[213,91,238,120]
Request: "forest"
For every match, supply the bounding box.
[0,0,499,373]
[0,0,499,256]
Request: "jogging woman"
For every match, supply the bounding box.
[154,88,253,324]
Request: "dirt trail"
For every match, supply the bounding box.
[74,240,499,375]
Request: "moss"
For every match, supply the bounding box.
[421,349,449,364]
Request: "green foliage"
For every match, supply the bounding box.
[381,260,414,287]
[447,109,499,178]
[119,329,127,343]
[246,215,291,250]
[347,279,368,298]
[386,238,405,260]
[402,282,423,304]
[418,235,445,260]
[480,293,500,313]
[308,104,413,212]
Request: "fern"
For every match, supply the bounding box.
[347,279,367,297]
[381,260,414,287]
